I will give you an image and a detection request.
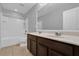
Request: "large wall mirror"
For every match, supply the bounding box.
[37,3,79,32]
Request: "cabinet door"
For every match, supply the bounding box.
[37,43,47,56]
[27,38,30,51]
[30,40,37,55]
[48,49,63,56]
[38,37,73,55]
[74,46,79,56]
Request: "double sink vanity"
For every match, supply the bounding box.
[27,32,79,56]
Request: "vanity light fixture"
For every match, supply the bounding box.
[39,3,47,7]
[38,3,47,10]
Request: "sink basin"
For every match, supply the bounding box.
[47,35,64,38]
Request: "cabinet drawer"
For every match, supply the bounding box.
[38,37,73,55]
[27,34,36,41]
[48,49,63,56]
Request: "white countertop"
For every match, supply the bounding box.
[28,32,79,46]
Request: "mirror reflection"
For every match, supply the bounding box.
[37,3,79,31]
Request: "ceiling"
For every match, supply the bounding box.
[0,3,36,19]
[2,3,36,14]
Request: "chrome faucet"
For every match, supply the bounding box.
[55,32,62,36]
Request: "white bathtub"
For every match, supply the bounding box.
[0,36,27,48]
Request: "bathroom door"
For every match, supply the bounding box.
[1,15,26,48]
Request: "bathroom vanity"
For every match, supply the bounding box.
[27,33,79,56]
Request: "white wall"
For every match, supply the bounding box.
[24,18,28,33]
[63,7,79,30]
[0,5,2,47]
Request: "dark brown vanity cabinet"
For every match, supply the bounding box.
[37,37,73,56]
[27,36,30,51]
[27,34,37,55]
[27,34,79,56]
[74,46,79,56]
[48,49,63,56]
[30,40,37,55]
[37,43,47,56]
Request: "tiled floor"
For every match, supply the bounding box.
[0,44,33,56]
